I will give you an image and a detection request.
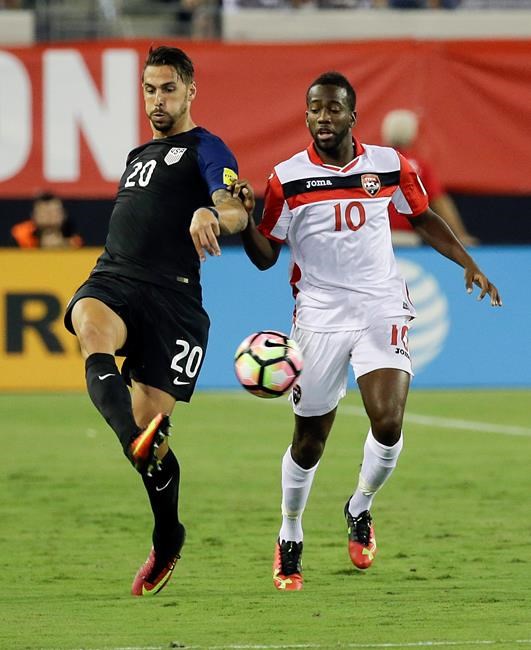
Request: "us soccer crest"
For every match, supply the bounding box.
[164,147,187,165]
[361,174,381,196]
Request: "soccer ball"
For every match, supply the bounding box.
[234,330,303,399]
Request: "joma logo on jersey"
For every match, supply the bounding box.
[361,174,381,196]
[306,179,333,189]
[164,147,187,165]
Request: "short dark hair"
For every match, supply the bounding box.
[143,45,194,85]
[34,190,60,203]
[306,71,356,111]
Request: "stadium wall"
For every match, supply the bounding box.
[2,39,530,246]
[1,194,530,247]
[223,8,531,42]
[1,38,531,197]
[0,246,528,392]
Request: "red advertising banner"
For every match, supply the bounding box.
[1,38,530,198]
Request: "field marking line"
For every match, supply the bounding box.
[63,639,531,650]
[341,405,531,437]
[191,641,531,650]
[228,394,531,437]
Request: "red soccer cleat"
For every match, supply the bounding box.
[131,524,185,597]
[344,504,377,570]
[273,539,303,591]
[128,413,170,476]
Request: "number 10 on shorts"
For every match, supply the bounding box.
[390,324,409,356]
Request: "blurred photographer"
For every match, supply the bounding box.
[11,191,83,249]
[382,109,478,247]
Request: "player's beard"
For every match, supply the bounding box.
[313,123,351,155]
[150,112,174,134]
[149,103,188,135]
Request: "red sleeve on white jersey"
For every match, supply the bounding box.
[393,152,429,218]
[415,157,444,201]
[257,170,287,243]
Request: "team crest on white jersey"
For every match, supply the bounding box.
[164,147,187,165]
[361,174,381,196]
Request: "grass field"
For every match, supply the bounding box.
[1,389,530,650]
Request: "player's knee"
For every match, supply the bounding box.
[76,323,110,356]
[292,435,325,468]
[76,314,124,358]
[369,409,403,445]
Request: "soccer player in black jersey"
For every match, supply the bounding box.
[64,46,248,596]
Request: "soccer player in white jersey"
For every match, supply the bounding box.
[232,71,501,591]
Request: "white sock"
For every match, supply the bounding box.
[348,429,403,517]
[279,445,319,543]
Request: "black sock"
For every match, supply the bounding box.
[85,352,140,453]
[142,448,182,553]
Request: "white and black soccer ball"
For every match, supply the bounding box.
[234,330,303,399]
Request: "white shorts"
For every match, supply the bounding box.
[289,316,413,417]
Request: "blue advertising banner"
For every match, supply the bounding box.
[199,246,530,389]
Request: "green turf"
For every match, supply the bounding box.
[1,389,530,650]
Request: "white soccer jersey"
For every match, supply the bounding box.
[258,140,429,331]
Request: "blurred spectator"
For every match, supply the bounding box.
[181,0,220,37]
[157,0,220,38]
[238,0,463,5]
[387,0,461,9]
[11,191,83,249]
[199,0,531,6]
[373,0,461,6]
[224,0,466,6]
[381,109,478,247]
[0,0,24,8]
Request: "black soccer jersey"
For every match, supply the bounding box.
[92,127,238,293]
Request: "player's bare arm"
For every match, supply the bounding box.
[189,188,248,262]
[212,187,249,235]
[408,208,502,306]
[233,179,282,271]
[230,178,256,216]
[429,194,479,247]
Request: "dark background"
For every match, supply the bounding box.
[1,194,530,247]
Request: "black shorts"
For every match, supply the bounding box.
[64,273,210,402]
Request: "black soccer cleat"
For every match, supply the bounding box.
[273,538,303,591]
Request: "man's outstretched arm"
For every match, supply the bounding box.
[408,208,502,306]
